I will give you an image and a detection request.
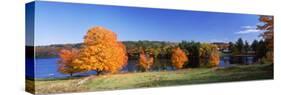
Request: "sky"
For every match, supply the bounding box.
[29,1,264,46]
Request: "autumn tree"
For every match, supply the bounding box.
[208,49,220,67]
[73,26,128,75]
[171,47,188,69]
[138,49,154,71]
[257,16,274,63]
[199,43,220,67]
[58,49,83,76]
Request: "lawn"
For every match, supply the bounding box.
[27,63,273,94]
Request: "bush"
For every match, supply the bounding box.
[259,57,272,64]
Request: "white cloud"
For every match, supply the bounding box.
[235,25,263,34]
[236,29,262,34]
[241,25,256,29]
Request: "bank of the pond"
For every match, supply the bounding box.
[27,63,273,94]
[33,55,255,78]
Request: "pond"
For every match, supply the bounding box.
[33,56,255,78]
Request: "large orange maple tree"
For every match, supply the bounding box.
[72,26,128,75]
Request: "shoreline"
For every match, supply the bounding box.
[27,63,273,94]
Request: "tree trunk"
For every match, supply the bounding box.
[96,70,102,76]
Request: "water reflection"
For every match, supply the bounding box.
[34,56,256,78]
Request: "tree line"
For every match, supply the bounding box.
[57,26,221,76]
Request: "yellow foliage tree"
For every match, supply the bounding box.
[171,47,188,69]
[199,43,220,67]
[58,49,83,76]
[209,50,220,67]
[73,26,128,75]
[138,50,154,71]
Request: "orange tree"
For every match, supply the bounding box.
[138,49,154,71]
[58,49,83,76]
[208,49,220,67]
[257,16,274,63]
[72,26,128,75]
[171,47,188,69]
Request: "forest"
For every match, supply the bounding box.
[36,39,269,61]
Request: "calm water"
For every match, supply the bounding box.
[35,58,97,78]
[34,56,254,78]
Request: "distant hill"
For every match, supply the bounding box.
[34,41,177,58]
[35,43,82,58]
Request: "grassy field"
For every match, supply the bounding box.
[27,63,273,94]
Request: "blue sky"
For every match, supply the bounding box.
[31,1,263,46]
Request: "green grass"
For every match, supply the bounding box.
[27,63,273,94]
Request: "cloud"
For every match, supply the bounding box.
[241,25,256,29]
[236,29,262,34]
[235,25,263,34]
